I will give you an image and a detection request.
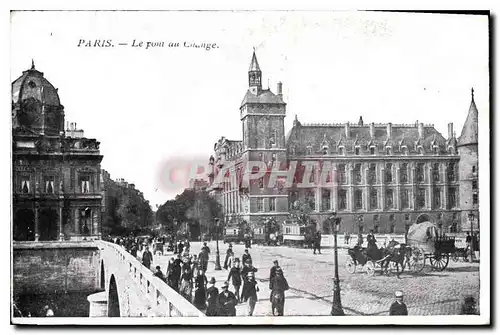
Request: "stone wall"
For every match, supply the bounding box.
[13,241,101,296]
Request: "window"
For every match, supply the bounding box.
[417,188,426,209]
[269,197,276,212]
[80,176,90,193]
[385,189,394,209]
[258,178,264,189]
[416,163,425,182]
[370,147,376,155]
[450,222,458,233]
[289,191,298,209]
[322,190,331,211]
[404,214,410,221]
[21,178,30,193]
[402,146,409,155]
[44,176,55,193]
[354,164,362,184]
[271,153,277,162]
[389,224,396,234]
[355,147,360,155]
[399,163,408,183]
[433,163,440,182]
[306,190,315,210]
[368,164,376,184]
[338,164,347,184]
[447,163,456,182]
[354,189,363,210]
[448,187,457,208]
[306,146,312,155]
[338,147,344,155]
[386,147,391,155]
[370,189,378,210]
[322,147,329,155]
[374,225,380,233]
[473,193,478,205]
[472,180,478,190]
[433,146,439,155]
[385,163,393,183]
[433,188,441,208]
[338,190,347,210]
[418,146,424,155]
[401,189,409,209]
[257,198,264,212]
[472,166,476,174]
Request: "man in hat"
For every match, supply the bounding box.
[224,243,234,270]
[313,231,322,254]
[227,258,242,303]
[205,277,219,316]
[153,265,166,282]
[269,260,282,301]
[242,249,252,266]
[389,291,408,315]
[199,242,211,272]
[241,258,258,280]
[241,272,259,316]
[216,281,237,316]
[142,245,153,270]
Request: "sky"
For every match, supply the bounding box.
[10,11,489,209]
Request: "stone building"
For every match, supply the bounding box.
[12,62,103,241]
[207,52,480,234]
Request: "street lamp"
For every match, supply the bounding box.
[468,212,475,262]
[214,218,222,270]
[328,212,345,316]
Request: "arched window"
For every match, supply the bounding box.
[370,147,376,155]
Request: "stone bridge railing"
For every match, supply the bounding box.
[96,240,204,317]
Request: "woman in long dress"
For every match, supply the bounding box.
[179,267,193,302]
[193,269,207,309]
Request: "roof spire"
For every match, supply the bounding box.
[471,87,475,100]
[31,59,35,70]
[248,50,261,72]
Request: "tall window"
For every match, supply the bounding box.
[416,163,425,183]
[386,147,392,155]
[472,166,476,174]
[473,193,478,205]
[368,164,376,184]
[401,189,409,209]
[322,189,331,211]
[257,198,264,212]
[447,162,456,182]
[433,163,440,182]
[370,146,376,155]
[355,147,360,155]
[417,188,426,209]
[338,147,344,155]
[385,163,393,183]
[338,190,347,210]
[402,146,409,155]
[44,176,55,193]
[21,178,30,193]
[418,147,424,155]
[289,191,298,209]
[370,189,378,210]
[448,187,457,208]
[354,189,363,210]
[269,197,276,212]
[338,164,347,184]
[306,190,315,210]
[385,189,394,209]
[400,163,408,183]
[80,175,90,193]
[354,164,362,184]
[433,188,441,208]
[472,180,478,190]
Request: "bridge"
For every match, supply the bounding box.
[94,240,204,317]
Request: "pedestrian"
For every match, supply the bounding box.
[241,258,258,279]
[193,269,208,309]
[171,254,184,292]
[269,260,281,302]
[142,245,153,270]
[200,242,211,272]
[367,230,377,248]
[242,249,252,266]
[153,265,166,282]
[166,257,176,289]
[185,239,191,253]
[241,272,259,316]
[191,254,199,274]
[216,281,238,316]
[313,231,322,254]
[178,240,184,255]
[179,266,193,303]
[270,268,289,316]
[346,232,350,244]
[389,291,408,315]
[357,232,364,247]
[205,277,219,316]
[224,244,234,270]
[227,258,242,303]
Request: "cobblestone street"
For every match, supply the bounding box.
[155,241,480,316]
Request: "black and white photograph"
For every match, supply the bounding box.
[9,10,490,325]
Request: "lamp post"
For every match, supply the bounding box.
[468,212,475,262]
[328,212,345,316]
[214,218,222,270]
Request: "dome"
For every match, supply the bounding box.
[12,62,60,106]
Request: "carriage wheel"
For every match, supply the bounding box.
[345,259,356,274]
[452,252,459,262]
[365,261,376,276]
[407,247,425,273]
[430,253,449,271]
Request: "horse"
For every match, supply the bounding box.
[379,240,407,277]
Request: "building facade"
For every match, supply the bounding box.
[207,52,479,234]
[12,63,103,241]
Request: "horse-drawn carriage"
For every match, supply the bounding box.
[345,240,404,276]
[405,221,457,272]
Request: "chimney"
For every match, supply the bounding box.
[345,122,350,138]
[370,123,375,138]
[387,123,392,138]
[448,123,454,139]
[358,116,364,126]
[277,82,283,97]
[418,123,424,138]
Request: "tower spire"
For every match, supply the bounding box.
[31,59,35,70]
[248,50,262,93]
[471,87,475,100]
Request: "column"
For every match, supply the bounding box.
[89,208,94,235]
[331,165,337,211]
[59,204,64,241]
[395,165,401,210]
[74,208,80,237]
[34,204,40,242]
[315,187,321,212]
